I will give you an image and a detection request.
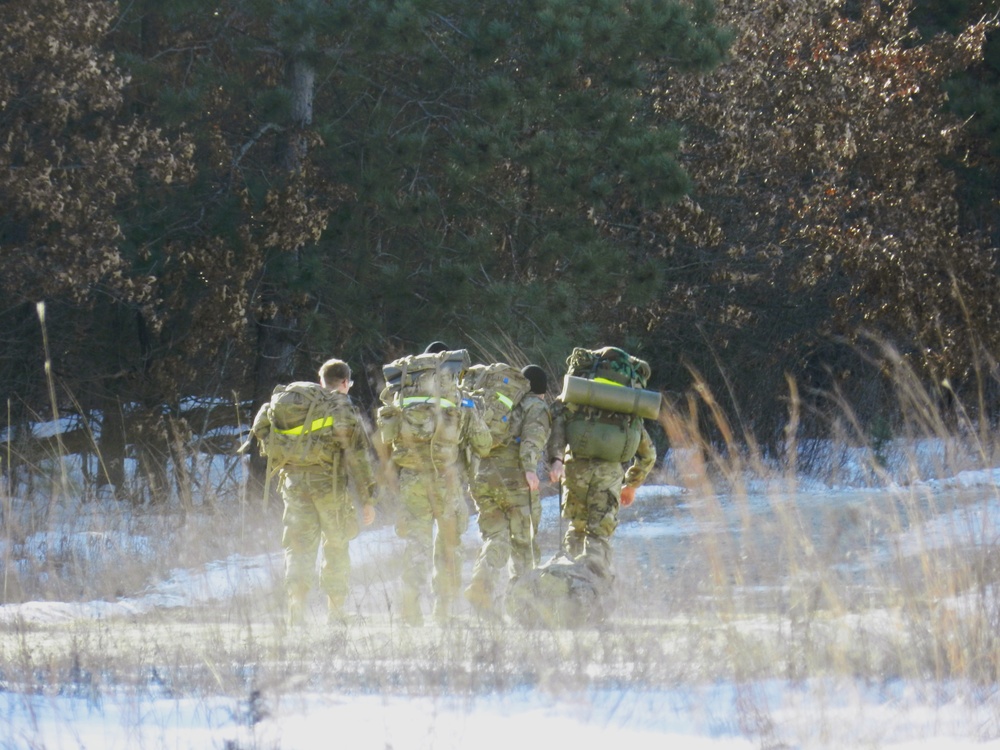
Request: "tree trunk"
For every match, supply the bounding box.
[248,51,316,490]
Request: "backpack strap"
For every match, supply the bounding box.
[398,395,460,409]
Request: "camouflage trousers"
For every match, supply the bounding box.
[469,475,541,593]
[394,465,468,615]
[560,458,624,572]
[280,470,359,607]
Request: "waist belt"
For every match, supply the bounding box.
[400,396,458,408]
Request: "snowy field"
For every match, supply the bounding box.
[3,449,1000,749]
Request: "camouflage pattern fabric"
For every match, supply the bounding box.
[468,394,551,588]
[506,551,616,628]
[269,391,376,608]
[280,468,362,606]
[394,465,466,614]
[549,402,656,553]
[389,399,492,620]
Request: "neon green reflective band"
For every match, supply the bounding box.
[496,392,514,409]
[593,377,624,387]
[274,416,335,435]
[400,396,458,408]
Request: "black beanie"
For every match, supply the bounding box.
[521,364,547,394]
[423,341,449,354]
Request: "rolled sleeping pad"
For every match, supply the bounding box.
[559,374,661,420]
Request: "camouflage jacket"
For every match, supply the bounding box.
[475,393,552,480]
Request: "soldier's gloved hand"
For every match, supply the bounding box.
[620,485,636,508]
[548,458,564,483]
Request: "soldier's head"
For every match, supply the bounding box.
[319,358,353,392]
[521,364,548,395]
[423,341,449,354]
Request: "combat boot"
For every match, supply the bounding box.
[327,595,348,627]
[464,575,495,617]
[432,597,454,626]
[399,588,423,627]
[287,591,308,628]
[563,529,586,559]
[581,534,614,580]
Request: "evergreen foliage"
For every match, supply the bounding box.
[1,0,998,497]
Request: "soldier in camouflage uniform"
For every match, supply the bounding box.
[378,345,493,626]
[464,365,553,616]
[251,359,377,627]
[547,402,656,578]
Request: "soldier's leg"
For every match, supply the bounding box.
[508,492,540,577]
[281,482,321,625]
[316,494,359,620]
[395,470,434,625]
[580,461,625,578]
[466,487,511,612]
[429,468,465,622]
[560,459,596,558]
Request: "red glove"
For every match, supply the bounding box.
[620,485,636,508]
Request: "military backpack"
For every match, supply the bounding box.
[256,382,355,468]
[378,349,471,447]
[560,347,654,464]
[461,363,532,451]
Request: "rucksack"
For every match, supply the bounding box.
[461,363,532,450]
[378,349,471,447]
[565,346,651,388]
[256,382,354,468]
[380,349,470,405]
[560,347,654,463]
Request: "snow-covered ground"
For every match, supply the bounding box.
[3,469,1000,749]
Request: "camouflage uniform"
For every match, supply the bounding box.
[251,391,376,622]
[547,401,656,574]
[384,401,492,624]
[467,393,552,608]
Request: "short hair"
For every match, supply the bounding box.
[318,358,351,387]
[423,341,449,354]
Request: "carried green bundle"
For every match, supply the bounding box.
[558,376,660,421]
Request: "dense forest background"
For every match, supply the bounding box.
[2,0,999,502]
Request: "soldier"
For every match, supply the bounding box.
[546,348,657,579]
[377,344,493,625]
[248,358,377,627]
[464,364,553,616]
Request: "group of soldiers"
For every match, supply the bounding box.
[248,343,657,628]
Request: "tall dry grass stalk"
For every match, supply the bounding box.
[5,335,1000,749]
[654,345,1000,686]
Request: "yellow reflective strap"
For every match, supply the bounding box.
[496,392,514,409]
[400,396,458,408]
[274,416,335,435]
[593,377,624,387]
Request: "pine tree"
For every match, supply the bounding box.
[0,0,194,497]
[639,0,998,438]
